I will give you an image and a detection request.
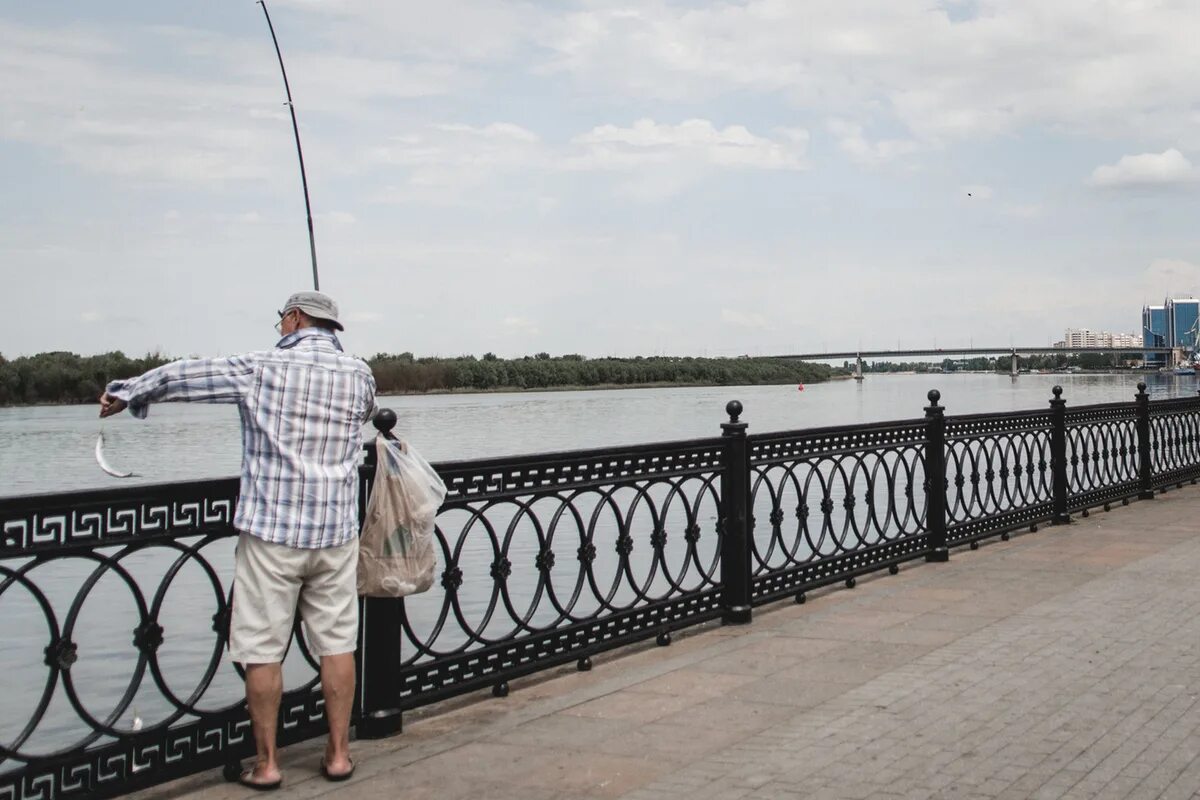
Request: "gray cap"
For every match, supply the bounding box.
[281,290,343,331]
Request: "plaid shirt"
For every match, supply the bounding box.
[106,328,378,549]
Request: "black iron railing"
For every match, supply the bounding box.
[3,383,1200,800]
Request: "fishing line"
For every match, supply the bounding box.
[94,4,319,478]
[257,0,321,291]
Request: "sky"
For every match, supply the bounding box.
[4,0,1200,360]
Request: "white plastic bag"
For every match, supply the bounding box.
[357,436,447,597]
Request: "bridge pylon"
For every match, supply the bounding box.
[854,355,864,382]
[1010,350,1019,379]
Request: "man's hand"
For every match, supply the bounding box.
[99,392,128,418]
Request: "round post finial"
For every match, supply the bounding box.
[373,408,397,437]
[1052,385,1063,399]
[927,389,941,406]
[725,400,743,424]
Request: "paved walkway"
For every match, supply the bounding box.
[138,489,1200,800]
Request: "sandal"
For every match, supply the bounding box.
[237,769,282,792]
[320,758,355,782]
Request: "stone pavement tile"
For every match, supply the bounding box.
[770,618,896,642]
[630,667,758,698]
[559,687,702,722]
[727,674,860,708]
[734,634,848,658]
[590,720,754,762]
[483,711,634,749]
[653,695,798,734]
[512,749,682,798]
[869,624,964,647]
[805,608,924,628]
[691,648,807,676]
[902,611,1002,633]
[374,774,561,800]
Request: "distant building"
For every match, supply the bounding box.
[1168,298,1200,353]
[1143,305,1168,367]
[1060,328,1143,349]
[1142,298,1200,365]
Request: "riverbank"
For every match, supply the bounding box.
[0,350,836,407]
[0,377,849,409]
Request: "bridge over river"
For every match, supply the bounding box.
[778,346,1176,379]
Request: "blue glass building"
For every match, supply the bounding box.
[1169,298,1200,354]
[1143,298,1200,366]
[1143,304,1167,366]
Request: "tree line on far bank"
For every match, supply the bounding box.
[0,350,837,406]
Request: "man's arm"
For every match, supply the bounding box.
[364,371,380,424]
[100,355,257,419]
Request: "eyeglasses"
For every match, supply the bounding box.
[274,309,289,335]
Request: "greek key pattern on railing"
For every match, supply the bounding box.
[0,481,238,557]
[746,424,928,604]
[394,457,725,705]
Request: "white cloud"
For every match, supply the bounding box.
[721,308,769,329]
[828,119,919,165]
[1001,203,1041,218]
[502,316,540,336]
[1089,149,1198,189]
[570,119,807,171]
[369,118,805,204]
[318,211,357,225]
[547,3,1200,146]
[345,310,383,323]
[1142,259,1200,299]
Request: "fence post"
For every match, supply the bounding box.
[1136,382,1155,500]
[357,409,404,739]
[719,400,753,624]
[924,389,949,562]
[1049,385,1071,524]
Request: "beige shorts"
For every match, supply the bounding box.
[230,532,359,664]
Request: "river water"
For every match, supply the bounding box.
[0,372,1193,759]
[1,372,1190,498]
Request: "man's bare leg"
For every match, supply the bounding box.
[244,662,284,785]
[320,652,356,776]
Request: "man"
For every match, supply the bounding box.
[100,291,377,790]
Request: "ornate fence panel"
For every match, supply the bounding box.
[943,410,1054,545]
[390,437,727,708]
[1064,402,1140,510]
[1149,396,1200,489]
[746,419,930,605]
[0,478,334,800]
[10,388,1200,800]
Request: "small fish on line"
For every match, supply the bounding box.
[95,432,137,478]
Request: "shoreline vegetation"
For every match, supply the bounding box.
[0,350,1154,407]
[0,350,839,407]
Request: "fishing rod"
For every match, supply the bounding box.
[256,0,320,291]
